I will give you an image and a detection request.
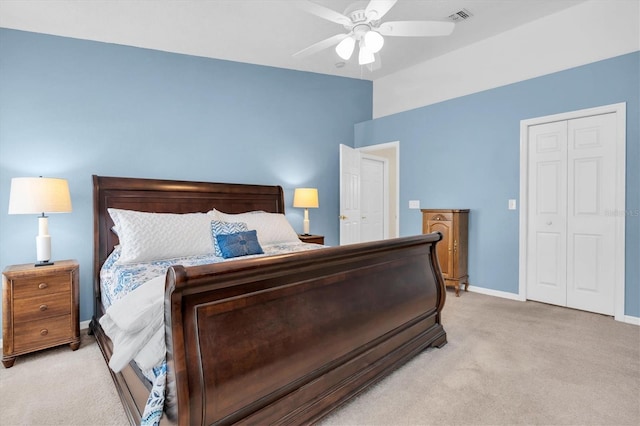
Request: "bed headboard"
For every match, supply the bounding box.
[92,175,285,316]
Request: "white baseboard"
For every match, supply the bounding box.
[466,285,525,301]
[80,319,91,331]
[621,315,640,326]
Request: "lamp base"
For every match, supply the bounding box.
[35,261,54,267]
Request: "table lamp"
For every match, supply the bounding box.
[293,188,319,236]
[8,177,73,266]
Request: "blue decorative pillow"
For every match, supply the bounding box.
[211,220,248,257]
[215,230,264,259]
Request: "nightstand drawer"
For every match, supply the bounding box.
[13,315,72,352]
[13,292,71,323]
[425,212,453,222]
[12,274,71,299]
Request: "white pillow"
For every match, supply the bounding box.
[213,209,300,246]
[108,208,215,264]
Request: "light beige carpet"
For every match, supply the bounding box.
[322,291,640,425]
[1,291,638,425]
[0,330,129,425]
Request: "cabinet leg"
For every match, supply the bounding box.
[464,280,469,292]
[2,356,16,368]
[70,340,80,351]
[455,283,460,297]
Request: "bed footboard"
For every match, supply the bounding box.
[165,233,447,425]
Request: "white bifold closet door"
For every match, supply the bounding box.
[527,112,617,315]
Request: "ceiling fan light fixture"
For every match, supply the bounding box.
[335,36,356,60]
[358,44,375,65]
[363,30,384,53]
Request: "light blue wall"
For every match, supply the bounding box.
[355,52,640,317]
[0,29,372,326]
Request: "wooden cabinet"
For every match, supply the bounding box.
[421,209,469,296]
[2,260,80,367]
[298,234,325,245]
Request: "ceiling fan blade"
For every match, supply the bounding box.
[378,20,455,37]
[293,33,349,58]
[365,0,398,21]
[298,1,352,26]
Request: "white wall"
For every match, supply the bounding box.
[373,0,640,118]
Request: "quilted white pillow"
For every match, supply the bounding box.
[108,208,215,264]
[213,209,300,246]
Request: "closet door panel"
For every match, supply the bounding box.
[566,113,617,315]
[526,121,568,306]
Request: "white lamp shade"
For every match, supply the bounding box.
[363,30,384,53]
[335,36,356,60]
[293,188,319,208]
[8,177,72,214]
[358,44,375,65]
[8,177,72,265]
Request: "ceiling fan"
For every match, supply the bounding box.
[293,0,456,69]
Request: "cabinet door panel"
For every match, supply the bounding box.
[427,220,452,277]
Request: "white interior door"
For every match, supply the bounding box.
[339,144,361,245]
[527,121,568,306]
[360,154,387,242]
[360,141,400,239]
[566,113,617,315]
[525,111,619,315]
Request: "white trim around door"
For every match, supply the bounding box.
[518,102,626,321]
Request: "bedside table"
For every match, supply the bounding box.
[2,260,80,368]
[298,234,325,245]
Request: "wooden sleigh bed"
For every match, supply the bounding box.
[90,175,448,425]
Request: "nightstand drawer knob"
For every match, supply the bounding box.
[38,283,48,289]
[39,304,48,311]
[40,329,48,336]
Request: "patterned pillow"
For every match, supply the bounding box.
[213,210,299,246]
[108,208,215,264]
[215,230,264,259]
[211,220,248,257]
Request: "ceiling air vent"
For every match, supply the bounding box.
[448,8,473,22]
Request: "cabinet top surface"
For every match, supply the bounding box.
[3,260,79,275]
[420,209,470,213]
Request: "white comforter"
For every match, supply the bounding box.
[99,275,166,372]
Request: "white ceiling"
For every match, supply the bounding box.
[0,0,587,81]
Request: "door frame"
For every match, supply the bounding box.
[518,102,626,321]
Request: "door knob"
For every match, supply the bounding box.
[339,215,348,220]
